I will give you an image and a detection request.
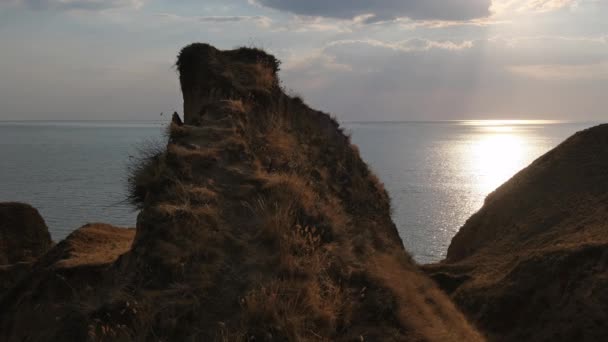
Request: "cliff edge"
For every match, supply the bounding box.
[425,124,608,341]
[0,44,482,341]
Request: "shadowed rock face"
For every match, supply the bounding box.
[122,43,482,341]
[0,44,482,341]
[177,43,281,125]
[0,202,52,265]
[425,124,608,342]
[0,223,134,341]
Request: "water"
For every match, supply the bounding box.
[345,120,598,263]
[0,121,168,240]
[0,120,598,263]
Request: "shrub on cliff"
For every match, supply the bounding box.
[127,139,169,209]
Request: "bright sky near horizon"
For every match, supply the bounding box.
[0,0,606,121]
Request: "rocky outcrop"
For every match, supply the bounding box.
[0,202,52,265]
[0,44,482,341]
[177,44,281,125]
[425,124,608,342]
[0,223,134,341]
[120,43,482,341]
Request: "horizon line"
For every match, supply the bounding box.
[0,119,601,124]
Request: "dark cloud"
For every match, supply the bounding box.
[253,0,492,22]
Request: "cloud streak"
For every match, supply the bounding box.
[18,0,145,11]
[154,13,272,27]
[518,0,577,12]
[251,0,492,22]
[491,0,578,14]
[509,62,608,80]
[326,39,475,52]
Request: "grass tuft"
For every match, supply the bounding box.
[127,139,168,209]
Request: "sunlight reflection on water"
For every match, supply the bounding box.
[347,120,596,264]
[467,130,526,196]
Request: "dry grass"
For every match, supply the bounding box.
[223,99,246,113]
[266,118,298,157]
[241,280,313,339]
[370,254,484,342]
[253,62,275,91]
[231,168,351,339]
[251,172,348,240]
[167,143,220,159]
[127,140,169,208]
[155,181,219,226]
[228,166,358,340]
[54,224,135,269]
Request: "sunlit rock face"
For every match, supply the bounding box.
[425,124,608,342]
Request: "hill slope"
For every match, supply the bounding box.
[0,43,482,341]
[0,223,134,341]
[425,124,608,341]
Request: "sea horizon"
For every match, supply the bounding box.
[0,118,601,123]
[1,119,601,263]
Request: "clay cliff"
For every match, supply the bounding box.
[0,44,482,341]
[425,124,608,341]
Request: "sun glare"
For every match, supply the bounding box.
[461,119,563,126]
[467,128,526,195]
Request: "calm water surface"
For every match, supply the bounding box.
[0,121,167,239]
[0,120,599,263]
[346,120,598,263]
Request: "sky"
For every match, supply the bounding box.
[0,0,606,121]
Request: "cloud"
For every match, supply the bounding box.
[279,38,483,119]
[509,62,608,80]
[154,13,272,27]
[283,49,352,72]
[491,35,608,47]
[17,0,145,11]
[251,0,492,22]
[281,38,474,93]
[399,17,512,29]
[280,36,608,120]
[519,0,577,12]
[325,39,475,53]
[491,0,578,14]
[271,16,355,33]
